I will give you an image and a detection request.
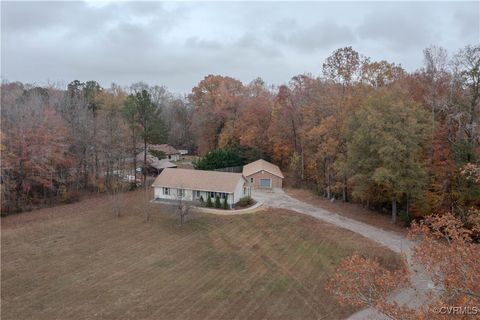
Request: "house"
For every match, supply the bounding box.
[149,144,181,161]
[154,159,177,170]
[243,159,284,189]
[177,149,189,155]
[135,151,177,175]
[152,168,250,208]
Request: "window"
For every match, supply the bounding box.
[243,187,247,195]
[260,179,271,188]
[163,187,170,195]
[210,192,215,198]
[196,190,201,198]
[178,189,185,197]
[221,193,227,199]
[250,177,254,183]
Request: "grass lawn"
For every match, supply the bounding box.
[1,190,402,320]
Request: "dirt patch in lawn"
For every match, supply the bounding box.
[285,188,406,235]
[2,190,402,320]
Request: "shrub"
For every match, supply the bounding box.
[399,210,413,227]
[223,197,229,209]
[193,146,245,170]
[129,182,138,191]
[59,186,80,204]
[236,196,254,207]
[149,149,166,160]
[97,181,107,193]
[215,196,221,208]
[206,196,213,208]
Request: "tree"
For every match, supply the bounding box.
[193,146,245,170]
[148,150,166,160]
[163,97,195,151]
[122,90,168,185]
[422,46,450,132]
[268,84,303,169]
[323,46,363,85]
[328,212,480,319]
[361,60,405,88]
[347,87,430,223]
[322,47,366,201]
[425,124,457,214]
[305,109,346,199]
[452,45,480,159]
[174,187,191,225]
[1,86,73,212]
[236,78,274,158]
[97,84,128,192]
[62,80,92,190]
[206,196,213,208]
[84,81,103,181]
[326,254,411,317]
[214,196,221,208]
[190,75,244,154]
[222,197,229,209]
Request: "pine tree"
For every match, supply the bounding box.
[206,196,213,208]
[215,196,221,208]
[122,90,168,185]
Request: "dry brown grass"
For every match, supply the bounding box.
[1,189,402,320]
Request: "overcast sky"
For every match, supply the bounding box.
[1,1,479,93]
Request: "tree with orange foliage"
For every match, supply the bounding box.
[327,212,480,319]
[268,84,302,170]
[423,124,457,214]
[190,75,244,154]
[236,78,273,157]
[361,60,406,88]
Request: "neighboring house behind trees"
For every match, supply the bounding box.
[152,168,250,208]
[139,144,181,161]
[243,159,284,189]
[135,151,177,175]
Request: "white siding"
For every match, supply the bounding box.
[233,179,247,204]
[167,154,180,161]
[153,176,249,208]
[154,187,193,201]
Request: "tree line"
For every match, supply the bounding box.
[1,44,479,223]
[1,81,193,213]
[189,45,479,224]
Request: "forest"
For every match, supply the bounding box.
[1,45,479,224]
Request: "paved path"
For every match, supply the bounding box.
[252,189,433,320]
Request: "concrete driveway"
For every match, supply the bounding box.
[252,189,434,320]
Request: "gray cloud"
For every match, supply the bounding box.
[452,5,480,41]
[1,1,478,93]
[272,20,356,52]
[357,8,433,51]
[185,37,223,50]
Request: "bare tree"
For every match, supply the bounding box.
[174,186,191,225]
[423,46,449,138]
[452,45,480,151]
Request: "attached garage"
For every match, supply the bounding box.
[243,159,284,190]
